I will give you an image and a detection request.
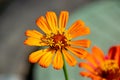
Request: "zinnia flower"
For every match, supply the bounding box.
[79,46,120,80]
[24,11,90,69]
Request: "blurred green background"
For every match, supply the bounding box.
[0,0,120,80]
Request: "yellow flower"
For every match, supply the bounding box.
[79,46,120,80]
[24,11,90,70]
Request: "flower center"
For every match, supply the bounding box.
[100,60,120,80]
[44,33,69,50]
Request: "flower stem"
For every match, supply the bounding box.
[63,56,69,80]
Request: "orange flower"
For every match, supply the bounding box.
[24,11,90,70]
[79,46,120,80]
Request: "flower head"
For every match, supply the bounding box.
[24,11,90,70]
[79,46,120,80]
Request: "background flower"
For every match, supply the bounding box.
[79,46,120,80]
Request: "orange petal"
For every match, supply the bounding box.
[79,62,96,74]
[67,20,85,33]
[62,49,77,66]
[67,20,90,38]
[80,72,92,77]
[52,50,63,70]
[108,46,120,66]
[70,27,90,38]
[25,30,43,39]
[46,11,58,34]
[66,46,88,59]
[80,72,101,80]
[36,16,51,34]
[38,49,54,68]
[85,54,98,68]
[59,11,69,33]
[24,37,47,46]
[70,39,91,48]
[29,49,46,63]
[92,46,105,66]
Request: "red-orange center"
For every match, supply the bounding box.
[51,34,68,49]
[97,60,120,80]
[53,34,66,43]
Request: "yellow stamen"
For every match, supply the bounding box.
[100,60,120,79]
[101,60,119,72]
[42,32,70,50]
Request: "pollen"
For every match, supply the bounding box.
[100,60,120,79]
[43,33,70,50]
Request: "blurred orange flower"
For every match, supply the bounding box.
[79,46,120,80]
[24,11,90,70]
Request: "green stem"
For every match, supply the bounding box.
[63,56,69,80]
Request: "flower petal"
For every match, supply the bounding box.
[62,49,77,66]
[68,20,85,32]
[25,30,43,39]
[80,72,101,80]
[70,39,91,48]
[80,72,93,77]
[108,46,120,66]
[85,54,98,68]
[36,16,51,34]
[29,49,46,63]
[79,62,96,74]
[59,11,69,33]
[24,37,47,46]
[38,49,55,68]
[67,20,90,38]
[66,46,88,59]
[46,11,58,34]
[52,50,63,70]
[71,27,90,38]
[92,46,104,66]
